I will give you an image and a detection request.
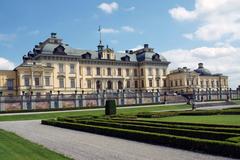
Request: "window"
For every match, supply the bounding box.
[127,80,131,88]
[163,79,166,87]
[126,69,129,76]
[87,80,91,88]
[46,63,51,67]
[118,81,123,89]
[70,64,75,74]
[175,80,178,87]
[107,53,110,59]
[134,69,138,76]
[107,81,112,89]
[211,81,215,87]
[163,69,166,76]
[149,79,153,87]
[96,67,101,76]
[171,80,173,87]
[7,79,14,90]
[156,68,159,76]
[24,77,30,86]
[141,68,144,76]
[156,79,160,87]
[35,77,40,86]
[134,81,138,88]
[59,63,64,73]
[96,81,101,90]
[206,81,209,88]
[70,79,75,88]
[216,81,219,87]
[87,67,91,75]
[118,68,121,76]
[180,80,183,86]
[45,77,50,86]
[148,68,152,76]
[107,68,111,76]
[141,80,144,88]
[59,78,64,88]
[201,81,204,88]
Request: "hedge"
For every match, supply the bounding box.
[97,119,240,134]
[42,119,240,158]
[67,119,240,141]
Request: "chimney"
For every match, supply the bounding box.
[51,32,57,38]
[144,44,149,48]
[198,63,203,68]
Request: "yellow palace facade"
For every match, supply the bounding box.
[0,33,170,96]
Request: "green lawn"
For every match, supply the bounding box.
[154,115,240,125]
[0,129,71,160]
[0,104,190,121]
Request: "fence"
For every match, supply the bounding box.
[0,89,239,112]
[0,91,186,112]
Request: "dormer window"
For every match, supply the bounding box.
[53,45,67,55]
[152,53,160,61]
[82,52,91,59]
[121,55,130,61]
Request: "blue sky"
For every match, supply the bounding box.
[0,0,240,88]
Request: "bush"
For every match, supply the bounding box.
[42,119,240,159]
[72,119,240,141]
[226,136,240,143]
[105,100,116,115]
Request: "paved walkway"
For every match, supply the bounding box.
[0,120,236,160]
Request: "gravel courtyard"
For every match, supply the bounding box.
[0,120,236,160]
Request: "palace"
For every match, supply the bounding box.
[0,33,170,96]
[0,33,228,96]
[166,63,228,93]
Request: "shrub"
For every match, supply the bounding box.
[105,100,116,115]
[226,136,240,143]
[42,119,240,159]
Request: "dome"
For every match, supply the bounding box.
[194,63,212,76]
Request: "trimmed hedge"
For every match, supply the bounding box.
[42,119,240,158]
[105,100,116,115]
[137,109,240,118]
[99,119,240,134]
[66,119,240,141]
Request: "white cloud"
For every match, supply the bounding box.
[160,45,240,88]
[0,57,15,70]
[169,6,197,21]
[121,26,135,32]
[0,33,16,42]
[101,28,119,33]
[169,0,240,42]
[130,45,143,51]
[183,33,194,40]
[125,6,135,12]
[98,2,119,14]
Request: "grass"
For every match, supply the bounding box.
[149,115,240,125]
[0,129,71,160]
[0,104,190,121]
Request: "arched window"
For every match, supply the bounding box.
[96,80,101,90]
[118,81,123,89]
[107,81,112,90]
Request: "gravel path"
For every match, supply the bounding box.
[0,120,236,160]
